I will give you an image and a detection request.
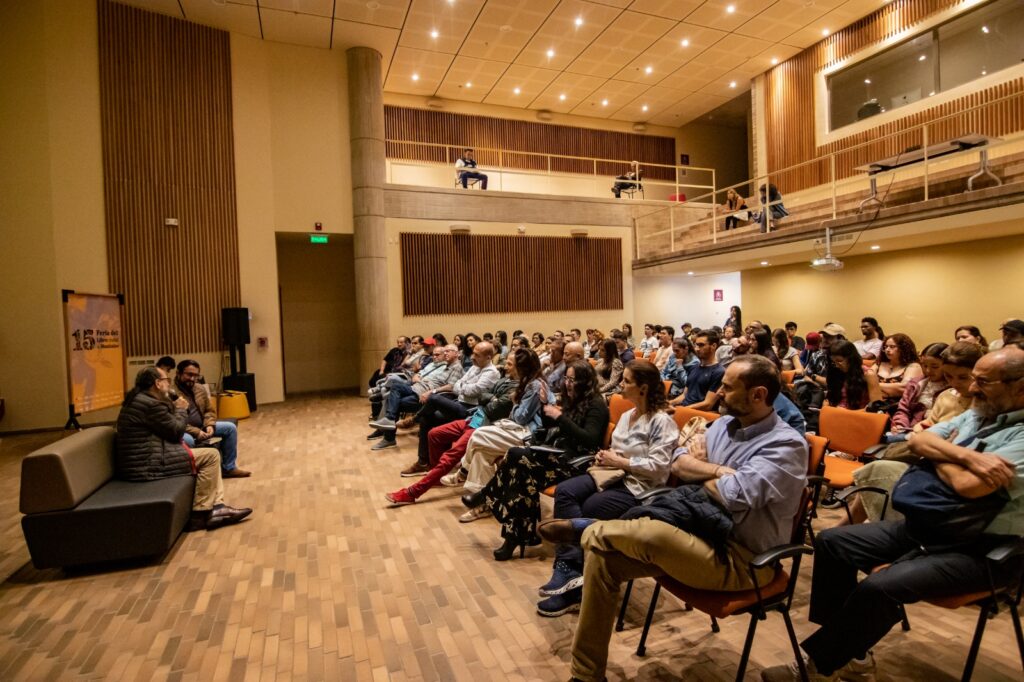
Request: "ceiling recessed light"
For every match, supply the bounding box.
[864,78,871,84]
[513,87,521,95]
[430,29,439,39]
[465,82,472,88]
[499,24,512,33]
[575,16,583,27]
[559,93,566,101]
[870,245,880,250]
[546,48,555,58]
[771,57,778,65]
[644,65,653,75]
[982,25,989,33]
[681,38,690,47]
[687,271,695,276]
[729,81,737,88]
[601,98,609,106]
[411,73,419,81]
[928,90,935,96]
[918,54,927,61]
[726,4,736,13]
[641,104,648,112]
[760,261,769,266]
[822,28,830,36]
[982,69,987,75]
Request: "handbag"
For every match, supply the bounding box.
[891,460,1009,551]
[588,465,626,491]
[677,415,709,449]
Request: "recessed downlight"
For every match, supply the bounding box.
[760,261,769,266]
[513,87,521,95]
[681,38,690,47]
[411,73,420,81]
[870,245,881,251]
[641,104,648,112]
[726,4,735,13]
[430,29,439,39]
[546,48,555,58]
[575,16,583,27]
[559,93,566,101]
[644,65,653,75]
[771,57,778,65]
[601,99,609,106]
[729,81,737,88]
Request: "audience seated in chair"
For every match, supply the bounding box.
[855,316,885,361]
[825,340,884,410]
[175,360,250,478]
[671,330,724,409]
[594,339,624,399]
[455,148,487,189]
[876,333,924,399]
[611,164,641,199]
[762,346,1024,681]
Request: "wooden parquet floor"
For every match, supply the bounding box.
[1,394,1021,681]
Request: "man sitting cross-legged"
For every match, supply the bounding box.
[385,354,517,506]
[762,345,1024,681]
[541,355,807,682]
[175,359,250,478]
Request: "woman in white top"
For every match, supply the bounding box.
[772,328,803,373]
[638,324,658,355]
[535,360,679,616]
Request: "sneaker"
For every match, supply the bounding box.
[836,653,876,682]
[400,462,430,477]
[369,416,397,430]
[539,560,584,597]
[440,468,467,487]
[371,438,397,451]
[367,430,385,440]
[458,504,491,523]
[761,657,838,681]
[385,489,415,507]
[536,587,582,617]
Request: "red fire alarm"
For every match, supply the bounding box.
[314,222,323,231]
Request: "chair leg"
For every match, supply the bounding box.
[636,583,661,657]
[962,604,991,682]
[710,615,720,633]
[899,603,911,631]
[782,608,810,682]
[616,580,634,632]
[735,613,760,682]
[1009,602,1024,672]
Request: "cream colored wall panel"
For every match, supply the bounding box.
[735,0,828,40]
[333,0,409,28]
[461,0,558,62]
[685,0,776,32]
[484,63,560,106]
[397,0,485,53]
[180,0,261,38]
[330,20,400,73]
[658,64,728,91]
[612,86,688,121]
[515,0,621,69]
[612,22,723,83]
[569,79,650,118]
[531,72,606,112]
[436,56,508,102]
[260,7,332,47]
[260,0,335,17]
[384,46,454,93]
[568,11,675,78]
[627,0,703,21]
[634,271,742,331]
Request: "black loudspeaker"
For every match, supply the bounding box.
[222,373,257,412]
[222,307,250,345]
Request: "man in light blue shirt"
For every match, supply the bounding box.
[558,355,807,682]
[764,346,1024,681]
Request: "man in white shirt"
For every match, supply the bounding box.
[455,148,488,189]
[854,317,883,360]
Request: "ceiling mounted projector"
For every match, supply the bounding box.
[811,226,844,271]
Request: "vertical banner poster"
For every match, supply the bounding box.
[63,291,126,415]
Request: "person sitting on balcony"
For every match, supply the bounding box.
[721,188,748,229]
[611,163,640,199]
[754,183,789,233]
[455,148,488,190]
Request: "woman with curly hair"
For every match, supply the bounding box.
[462,360,609,561]
[826,340,883,409]
[587,329,605,359]
[876,333,923,398]
[535,360,678,617]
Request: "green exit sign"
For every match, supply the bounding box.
[309,234,328,244]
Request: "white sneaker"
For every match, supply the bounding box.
[761,657,837,681]
[837,653,876,682]
[458,505,490,523]
[440,469,466,487]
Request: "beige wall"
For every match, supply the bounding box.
[633,272,742,332]
[676,120,751,202]
[1,0,111,432]
[232,35,353,405]
[276,234,358,393]
[385,219,634,342]
[741,234,1024,345]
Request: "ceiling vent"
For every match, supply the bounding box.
[426,97,445,109]
[632,122,648,132]
[536,109,554,122]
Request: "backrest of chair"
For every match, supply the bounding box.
[780,369,796,385]
[670,406,719,432]
[805,433,828,476]
[818,406,888,456]
[646,350,658,361]
[605,394,636,446]
[662,380,672,395]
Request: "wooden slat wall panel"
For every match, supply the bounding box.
[765,0,1024,191]
[98,0,240,356]
[384,106,676,181]
[400,234,623,316]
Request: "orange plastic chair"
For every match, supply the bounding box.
[605,394,636,447]
[645,350,658,362]
[617,438,818,679]
[780,369,796,385]
[818,406,888,491]
[662,380,672,395]
[669,406,719,431]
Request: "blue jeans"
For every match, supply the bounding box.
[385,381,420,421]
[553,474,638,569]
[184,421,238,471]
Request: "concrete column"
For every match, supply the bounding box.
[346,47,388,395]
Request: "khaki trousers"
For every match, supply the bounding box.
[461,422,530,492]
[192,447,225,511]
[570,518,774,681]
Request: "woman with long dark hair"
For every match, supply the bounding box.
[772,327,803,372]
[460,333,480,370]
[495,330,510,365]
[749,327,782,370]
[826,340,883,409]
[724,305,742,332]
[889,342,948,435]
[535,360,678,616]
[876,333,923,398]
[595,337,624,397]
[463,360,610,560]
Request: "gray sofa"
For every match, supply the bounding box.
[20,426,194,569]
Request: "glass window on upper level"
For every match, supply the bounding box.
[827,0,1024,132]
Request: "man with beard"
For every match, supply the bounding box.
[762,345,1024,681]
[175,360,250,477]
[116,366,252,531]
[540,355,807,682]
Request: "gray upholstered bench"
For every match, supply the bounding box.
[20,426,194,569]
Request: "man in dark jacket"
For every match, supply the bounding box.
[116,366,252,531]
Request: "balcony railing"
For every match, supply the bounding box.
[634,89,1024,262]
[384,140,716,204]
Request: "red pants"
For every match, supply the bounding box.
[406,421,475,499]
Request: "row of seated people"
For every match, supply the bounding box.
[368,312,1024,681]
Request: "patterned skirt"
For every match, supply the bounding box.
[482,446,580,541]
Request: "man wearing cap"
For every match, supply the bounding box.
[804,323,846,387]
[799,331,821,370]
[991,319,1024,352]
